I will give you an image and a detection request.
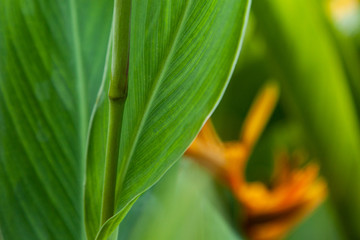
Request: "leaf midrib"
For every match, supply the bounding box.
[68,1,87,239]
[69,0,87,161]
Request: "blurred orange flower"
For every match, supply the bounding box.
[185,83,327,240]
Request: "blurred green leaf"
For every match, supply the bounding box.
[320,9,360,117]
[84,1,251,239]
[0,0,113,239]
[119,160,241,240]
[253,0,360,237]
[287,201,344,240]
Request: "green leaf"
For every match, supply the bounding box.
[0,0,113,239]
[84,0,251,239]
[320,12,360,117]
[287,201,345,240]
[253,0,360,238]
[122,160,241,240]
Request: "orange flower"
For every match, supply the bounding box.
[185,82,327,240]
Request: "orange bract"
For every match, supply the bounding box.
[185,82,327,240]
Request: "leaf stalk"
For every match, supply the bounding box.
[101,0,131,225]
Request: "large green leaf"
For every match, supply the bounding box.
[253,0,360,237]
[84,0,251,239]
[0,0,113,239]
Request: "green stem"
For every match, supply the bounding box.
[109,0,132,100]
[101,0,131,225]
[101,101,125,224]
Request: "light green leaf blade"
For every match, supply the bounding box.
[84,0,251,239]
[0,0,113,239]
[124,160,241,240]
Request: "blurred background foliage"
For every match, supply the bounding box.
[115,0,360,239]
